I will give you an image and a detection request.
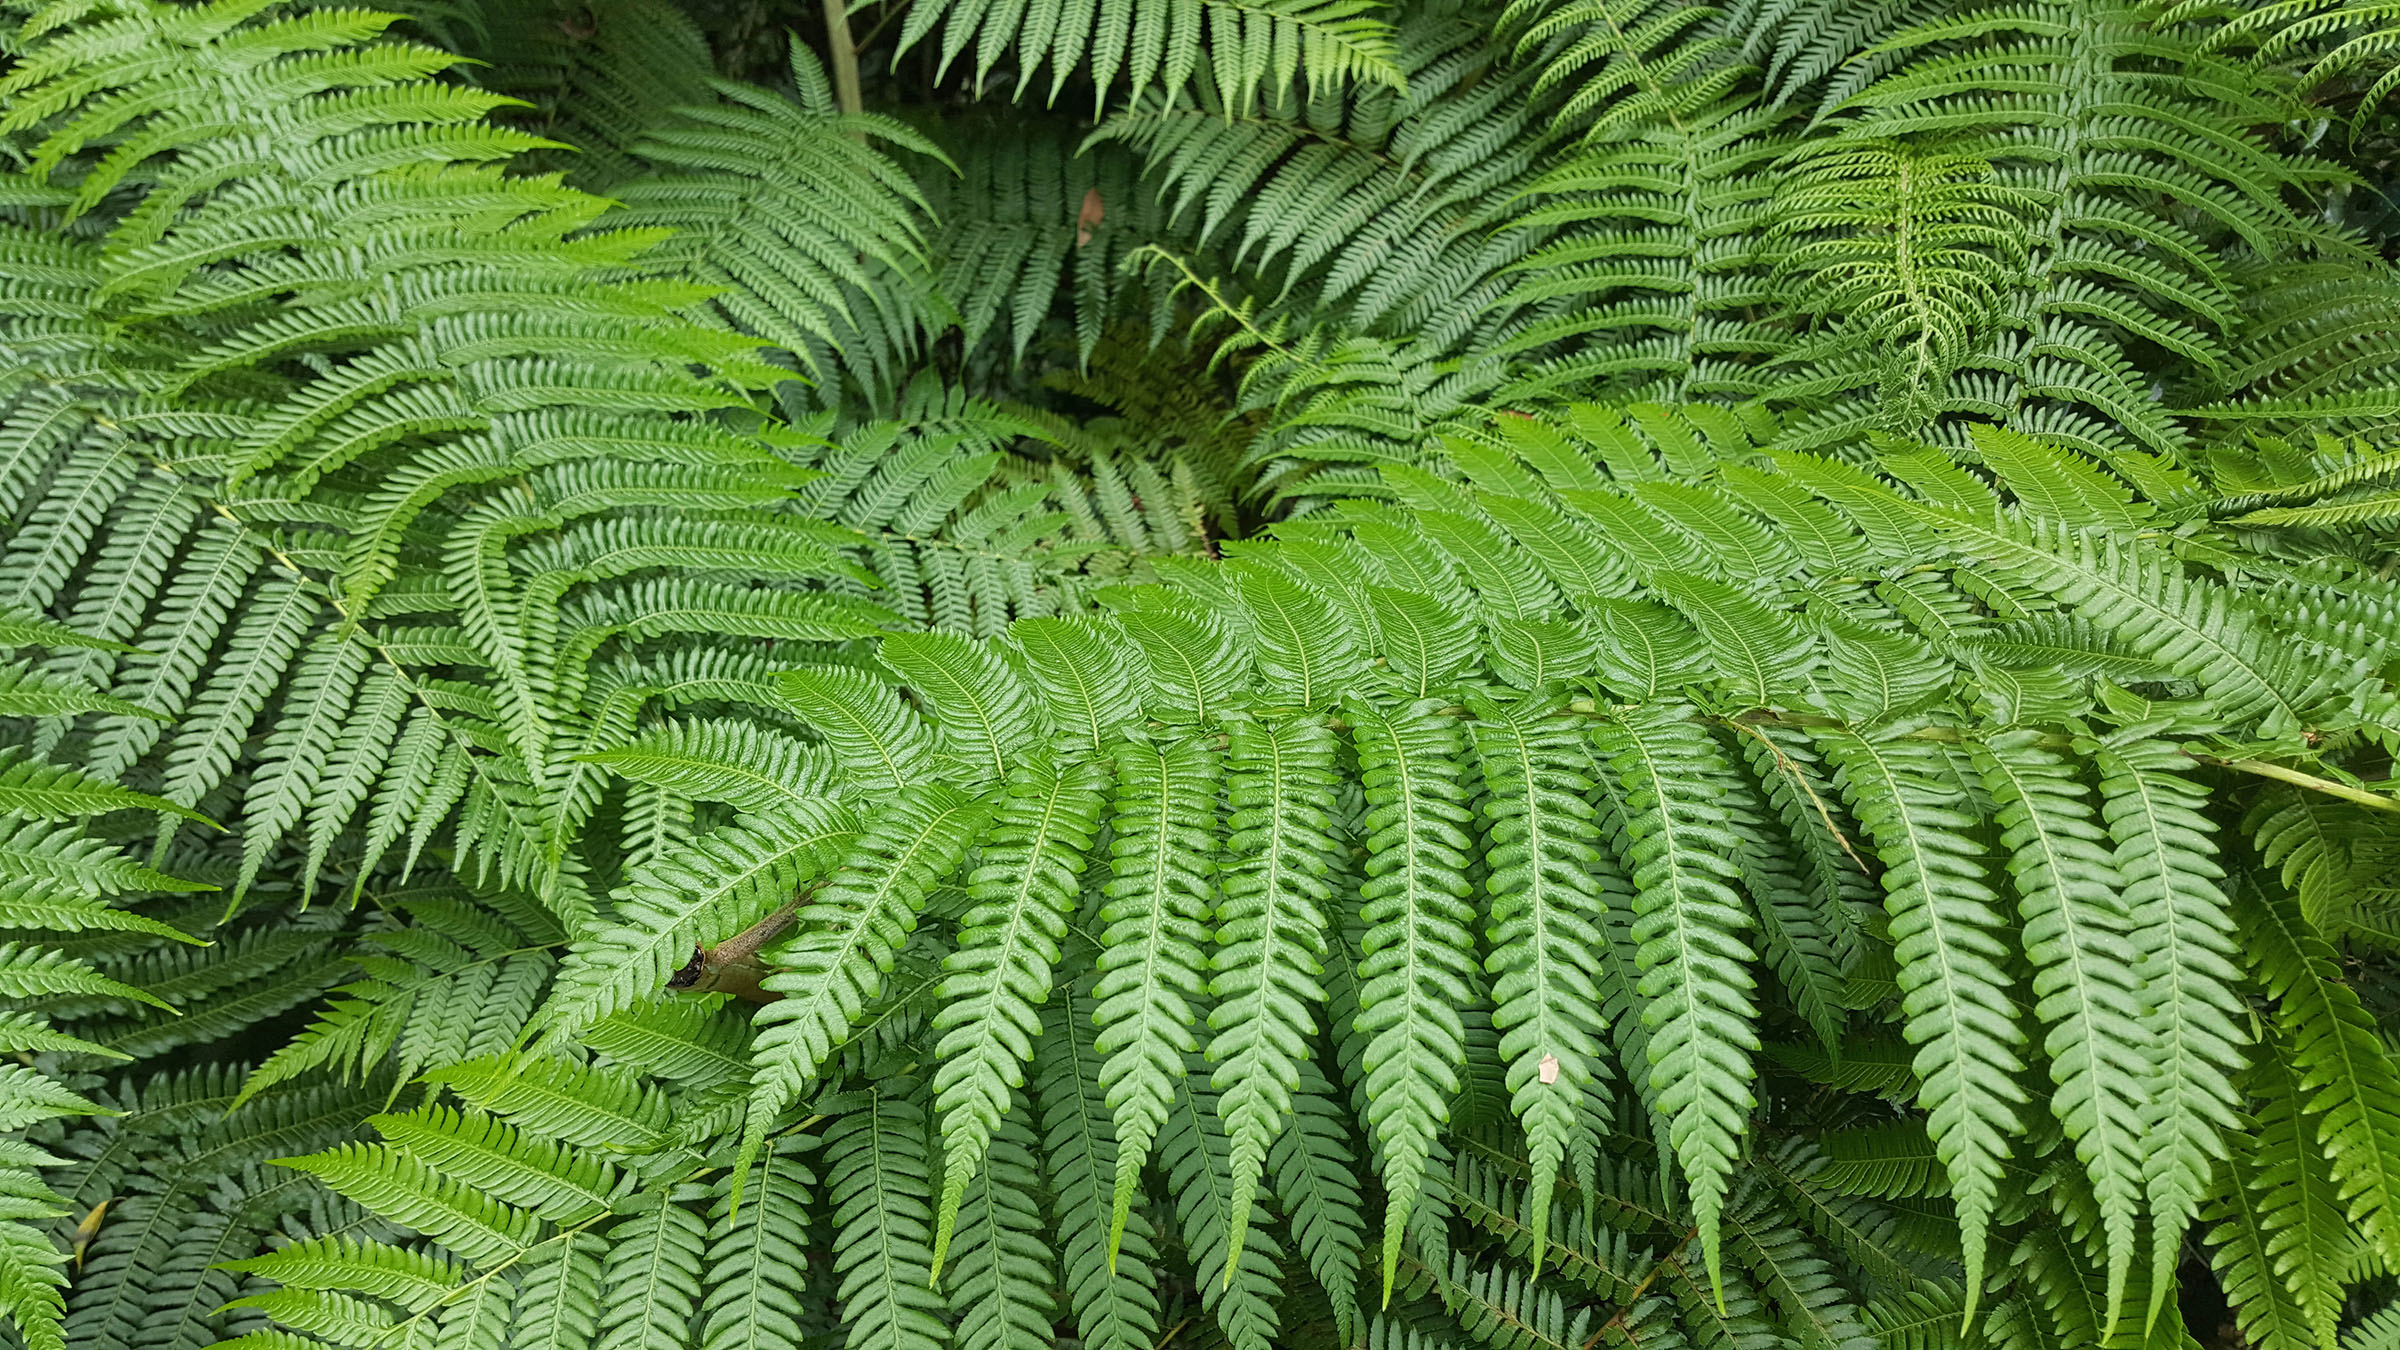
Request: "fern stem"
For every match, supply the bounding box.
[821,0,864,117]
[1580,1226,1699,1350]
[2199,756,2400,813]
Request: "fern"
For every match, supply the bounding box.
[1038,992,1164,1350]
[11,6,2400,1350]
[1088,735,1215,1262]
[1349,697,1480,1302]
[1805,0,2348,461]
[1818,728,2024,1307]
[1209,714,1342,1280]
[2239,881,2400,1271]
[1970,729,2148,1324]
[1590,703,1758,1291]
[745,784,987,1181]
[890,0,1403,112]
[608,38,947,400]
[2096,732,2248,1318]
[927,759,1108,1255]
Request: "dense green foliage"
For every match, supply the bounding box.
[1,1,2399,1348]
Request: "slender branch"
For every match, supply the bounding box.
[1734,721,1871,874]
[1584,1228,1699,1350]
[858,0,908,49]
[2197,754,2400,814]
[822,0,864,117]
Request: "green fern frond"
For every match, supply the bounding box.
[1819,728,2024,1309]
[2239,882,2400,1272]
[1592,703,1759,1294]
[1039,993,1164,1350]
[1088,735,1215,1266]
[893,0,1402,111]
[541,799,855,1043]
[827,1085,948,1350]
[611,37,945,398]
[1209,714,1341,1283]
[1349,697,1478,1304]
[1973,732,2149,1320]
[745,785,990,1185]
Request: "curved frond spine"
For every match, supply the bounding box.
[1234,562,1364,711]
[881,631,1047,786]
[1010,616,1142,754]
[777,667,935,795]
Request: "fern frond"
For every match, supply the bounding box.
[579,717,833,815]
[827,1087,950,1350]
[2095,732,2248,1319]
[946,1108,1055,1350]
[749,785,991,1184]
[1163,1068,1284,1350]
[1209,714,1341,1283]
[1970,729,2146,1324]
[1819,728,2023,1308]
[1090,735,1216,1264]
[699,1145,815,1350]
[2239,882,2400,1271]
[930,758,1111,1267]
[894,0,1402,111]
[542,799,855,1043]
[1348,697,1478,1303]
[1038,994,1164,1350]
[1593,703,1758,1292]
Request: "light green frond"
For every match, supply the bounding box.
[1819,728,2024,1309]
[1347,697,1478,1304]
[1090,735,1216,1265]
[1470,693,1608,1273]
[541,798,855,1043]
[2239,883,2400,1272]
[1209,714,1341,1283]
[1971,729,2146,1325]
[826,1087,948,1350]
[1592,703,1759,1292]
[748,784,991,1185]
[777,666,936,796]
